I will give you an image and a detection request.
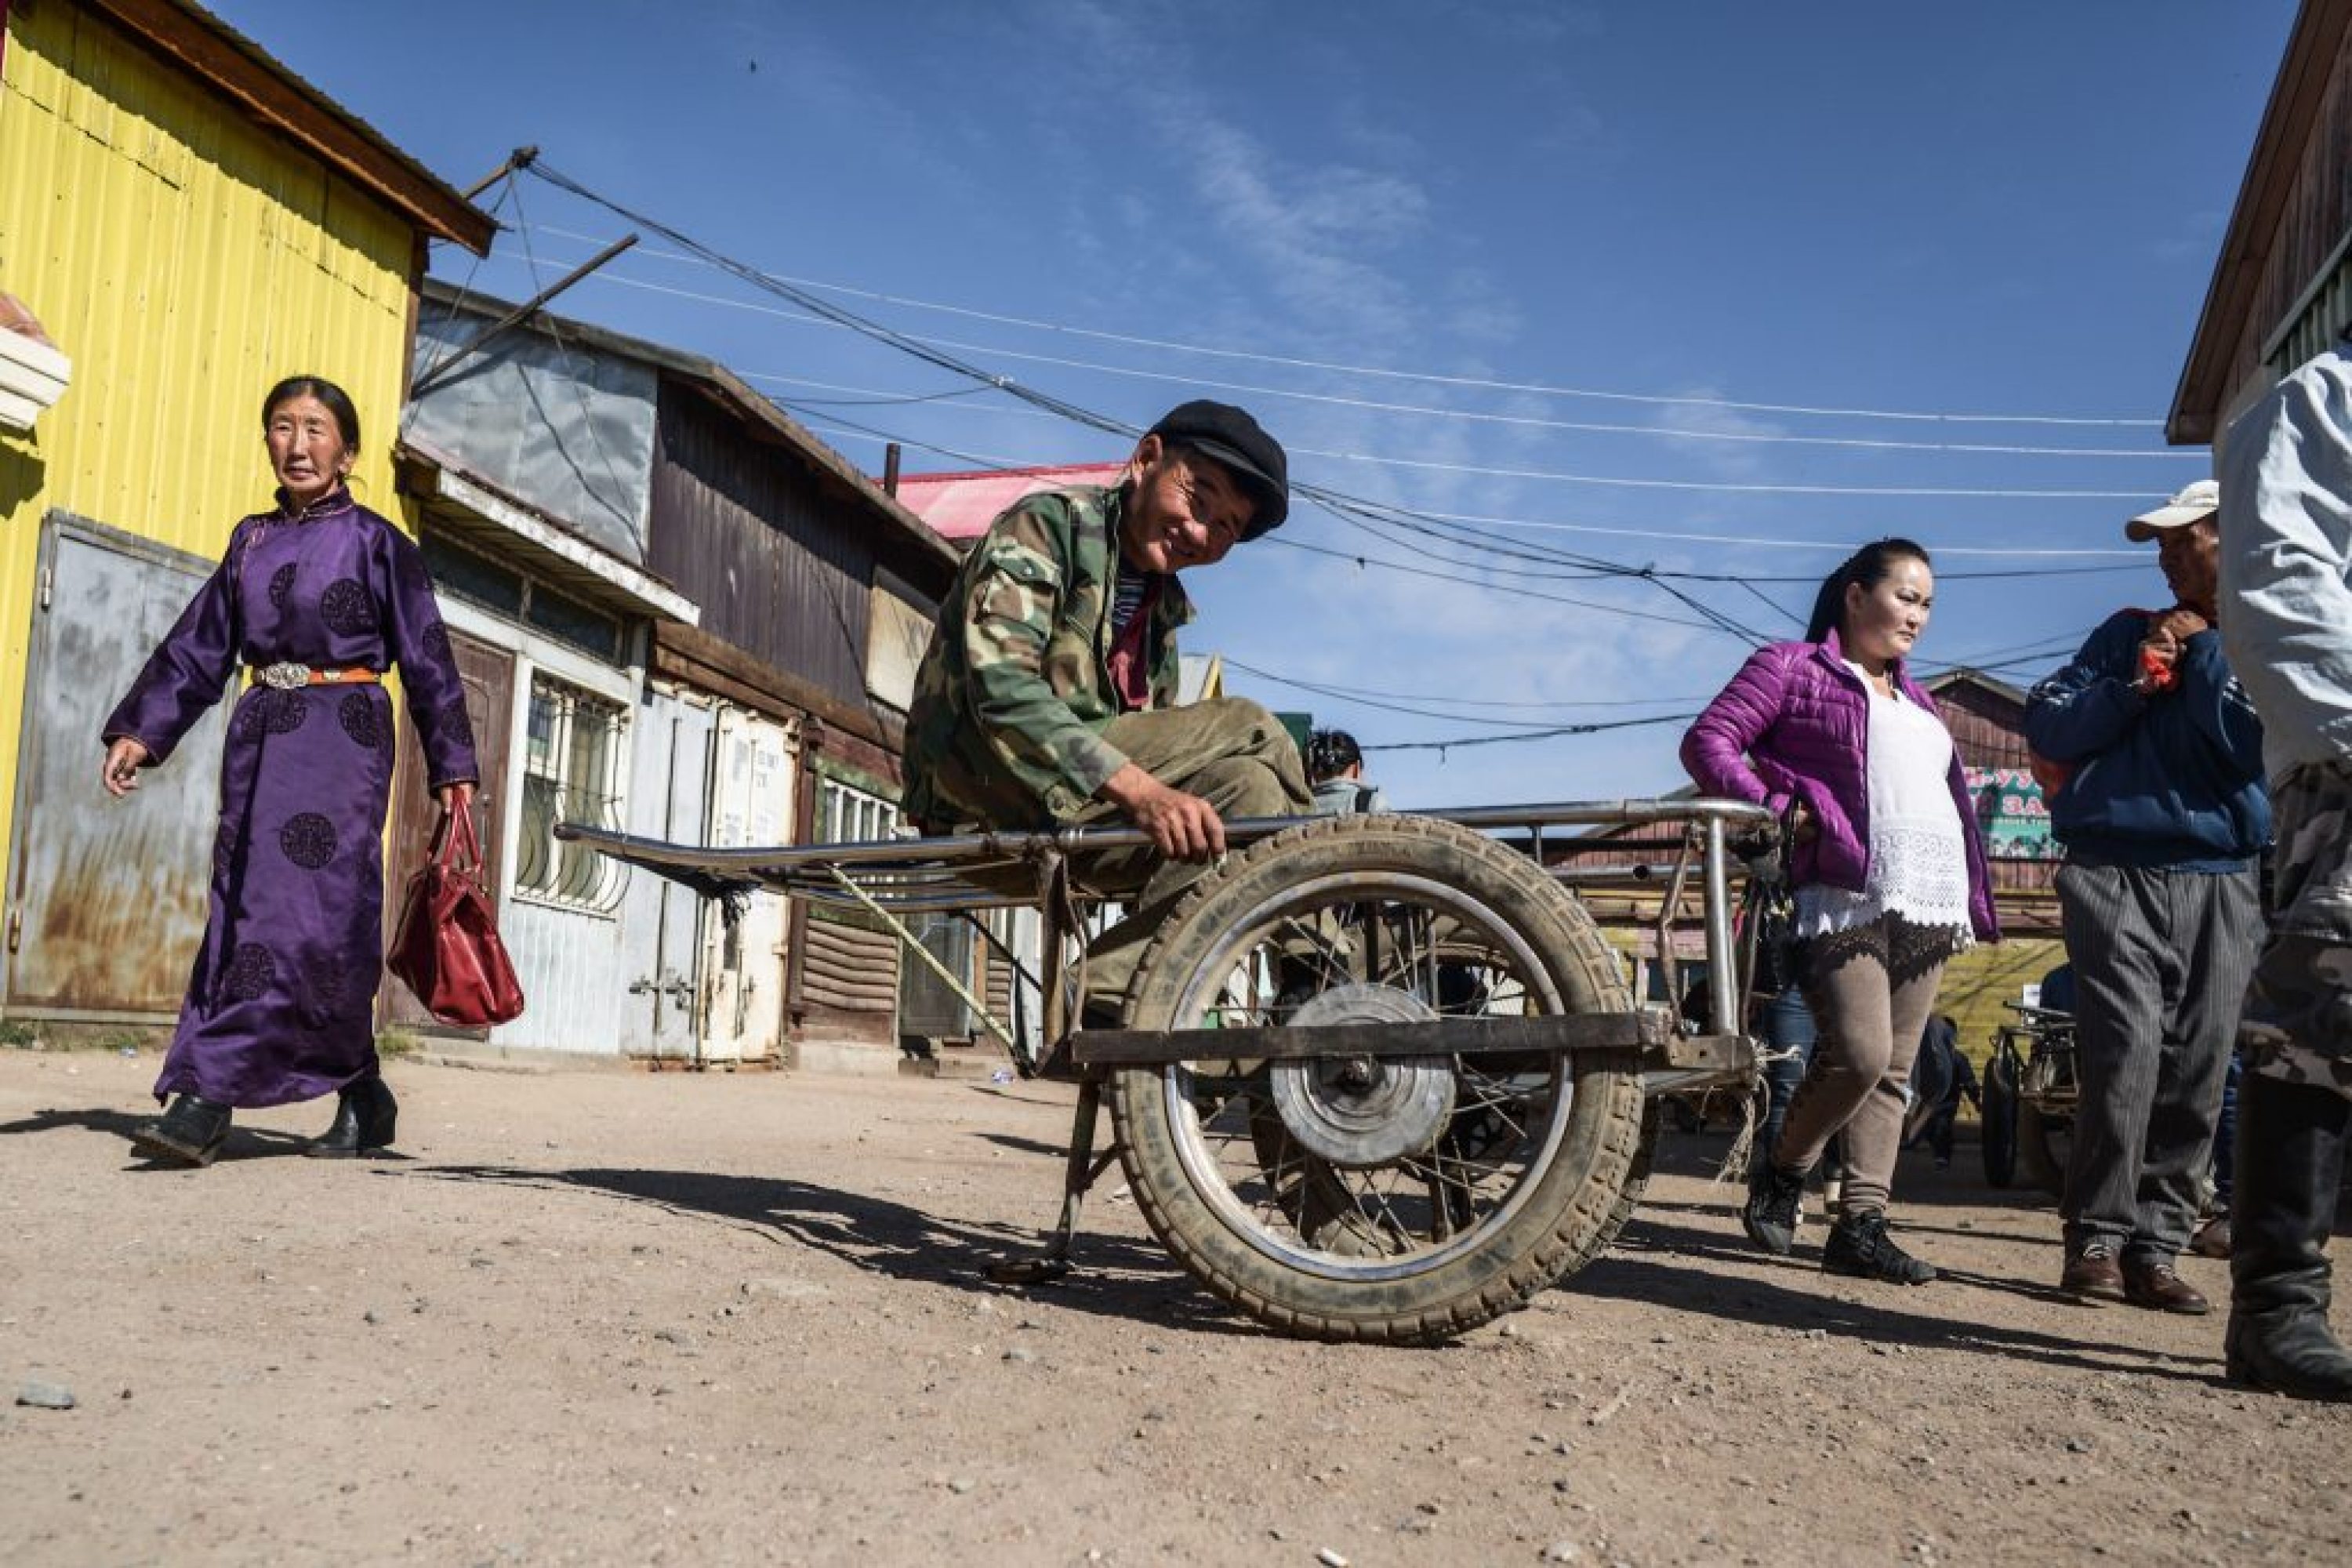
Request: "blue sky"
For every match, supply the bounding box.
[211,0,2297,808]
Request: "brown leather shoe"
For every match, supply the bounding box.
[2060,1241,2126,1303]
[2188,1215,2233,1259]
[2122,1257,2211,1316]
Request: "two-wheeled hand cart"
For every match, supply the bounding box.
[558,797,1770,1344]
[1981,1000,2076,1194]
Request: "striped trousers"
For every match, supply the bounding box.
[2057,860,2261,1261]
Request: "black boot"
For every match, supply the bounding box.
[1822,1207,1936,1284]
[132,1094,231,1167]
[2225,1072,2352,1402]
[1740,1160,1806,1256]
[306,1075,398,1159]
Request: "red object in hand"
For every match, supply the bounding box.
[2139,644,2179,695]
[2027,750,2074,797]
[387,808,525,1027]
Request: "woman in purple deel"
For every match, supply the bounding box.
[1682,539,1998,1287]
[100,376,479,1167]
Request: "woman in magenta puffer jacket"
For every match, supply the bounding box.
[1682,538,1998,1284]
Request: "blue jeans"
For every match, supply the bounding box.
[1759,984,1818,1166]
[2212,1051,2241,1204]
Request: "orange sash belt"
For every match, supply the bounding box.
[248,662,382,690]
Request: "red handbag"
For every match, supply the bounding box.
[387,806,525,1027]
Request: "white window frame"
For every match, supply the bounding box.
[516,673,632,913]
[815,775,901,846]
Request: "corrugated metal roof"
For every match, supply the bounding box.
[89,0,494,252]
[890,463,1127,541]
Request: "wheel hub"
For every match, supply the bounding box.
[1271,984,1455,1169]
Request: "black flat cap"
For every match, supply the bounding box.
[1147,400,1288,536]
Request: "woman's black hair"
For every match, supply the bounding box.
[1305,728,1363,783]
[261,375,361,450]
[1804,537,1932,646]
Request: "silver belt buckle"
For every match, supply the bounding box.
[258,661,311,690]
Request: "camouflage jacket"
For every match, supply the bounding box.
[901,484,1192,829]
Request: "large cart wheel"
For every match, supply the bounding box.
[1982,1051,2020,1189]
[1108,815,1645,1344]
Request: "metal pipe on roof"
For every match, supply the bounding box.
[410,231,639,400]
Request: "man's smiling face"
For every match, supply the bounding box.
[1120,439,1252,575]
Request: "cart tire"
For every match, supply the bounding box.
[1585,1097,1664,1263]
[2017,1103,2067,1198]
[1982,1053,2020,1189]
[1109,815,1645,1344]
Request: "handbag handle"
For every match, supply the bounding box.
[428,799,485,879]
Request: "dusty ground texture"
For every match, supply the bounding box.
[3,1047,2347,1568]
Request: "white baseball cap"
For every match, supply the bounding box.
[2124,479,2219,542]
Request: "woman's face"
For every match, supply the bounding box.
[1842,554,1934,666]
[265,394,353,506]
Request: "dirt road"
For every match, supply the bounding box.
[2,1047,2345,1566]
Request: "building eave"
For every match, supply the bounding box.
[87,0,495,254]
[397,439,701,626]
[2166,0,2352,445]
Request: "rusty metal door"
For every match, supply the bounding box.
[5,513,228,1019]
[381,629,515,1033]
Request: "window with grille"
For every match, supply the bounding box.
[815,776,900,845]
[518,676,630,910]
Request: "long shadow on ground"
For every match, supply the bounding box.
[1569,1209,2227,1388]
[0,1104,334,1164]
[406,1161,1265,1339]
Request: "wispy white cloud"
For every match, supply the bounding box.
[1650,387,1789,482]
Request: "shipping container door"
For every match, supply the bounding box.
[697,706,793,1063]
[5,514,227,1019]
[622,686,713,1062]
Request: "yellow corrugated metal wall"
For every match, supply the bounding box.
[0,0,419,906]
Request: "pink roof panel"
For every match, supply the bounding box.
[890,463,1125,541]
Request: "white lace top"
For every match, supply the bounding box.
[1795,670,1973,941]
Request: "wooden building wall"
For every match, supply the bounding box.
[649,387,873,708]
[2173,2,2352,440]
[1934,678,2057,901]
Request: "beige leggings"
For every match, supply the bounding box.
[1773,914,1958,1216]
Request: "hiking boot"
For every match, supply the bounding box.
[1822,1209,1936,1284]
[1740,1162,1806,1256]
[2122,1256,2210,1316]
[2061,1240,2127,1303]
[131,1094,231,1168]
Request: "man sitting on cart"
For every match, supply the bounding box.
[900,401,1314,1022]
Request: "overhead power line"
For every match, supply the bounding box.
[1359,713,1698,754]
[494,249,2189,467]
[508,160,2128,655]
[1218,659,1708,728]
[522,221,2169,432]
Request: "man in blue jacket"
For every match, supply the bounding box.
[2026,479,2269,1313]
